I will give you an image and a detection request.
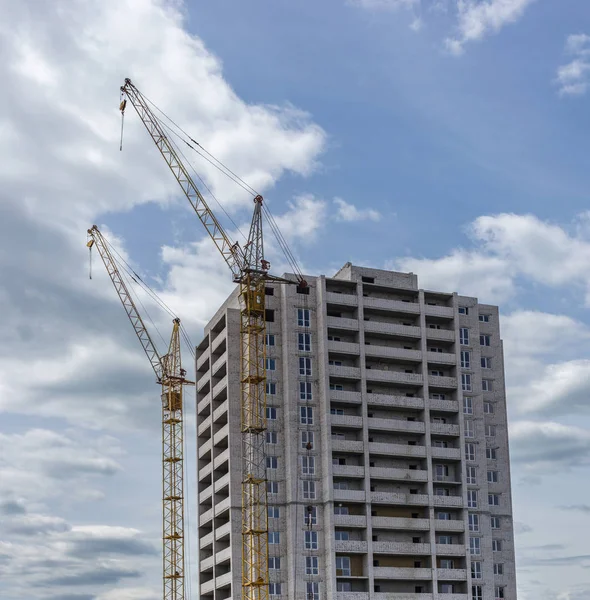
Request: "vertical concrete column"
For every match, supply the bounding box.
[357,281,374,596]
[418,290,437,593]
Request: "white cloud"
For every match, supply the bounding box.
[556,34,590,96]
[393,250,514,302]
[392,213,590,304]
[445,0,536,55]
[333,197,381,222]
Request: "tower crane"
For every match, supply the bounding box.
[120,78,307,600]
[86,225,193,600]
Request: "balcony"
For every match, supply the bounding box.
[211,352,227,377]
[333,464,365,478]
[371,492,429,506]
[430,423,460,436]
[373,595,433,600]
[327,316,359,330]
[200,577,215,595]
[198,414,212,437]
[212,399,229,423]
[213,423,229,447]
[332,439,364,453]
[372,516,430,530]
[437,568,468,580]
[214,496,231,517]
[198,462,212,482]
[363,296,421,314]
[330,365,362,379]
[212,376,227,400]
[215,521,232,540]
[433,496,463,508]
[364,320,421,338]
[369,443,426,458]
[331,390,363,404]
[214,571,232,589]
[334,489,366,502]
[336,594,369,600]
[428,375,457,388]
[197,392,211,415]
[334,539,368,553]
[367,394,424,410]
[429,399,459,412]
[367,417,425,434]
[365,345,422,362]
[373,541,431,554]
[327,291,358,306]
[333,514,367,528]
[199,530,214,550]
[211,329,226,352]
[214,472,230,493]
[199,506,214,526]
[196,351,209,371]
[426,351,456,365]
[435,544,466,556]
[433,475,461,486]
[425,328,455,341]
[373,567,432,580]
[213,448,230,470]
[424,304,454,318]
[331,414,364,429]
[329,340,361,354]
[200,484,213,503]
[197,376,210,392]
[434,520,465,532]
[366,369,424,385]
[369,467,428,482]
[430,447,461,460]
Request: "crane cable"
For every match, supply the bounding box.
[88,232,196,595]
[137,91,306,281]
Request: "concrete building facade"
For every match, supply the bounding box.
[195,263,517,600]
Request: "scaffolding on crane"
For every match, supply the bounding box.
[119,78,307,600]
[87,225,194,600]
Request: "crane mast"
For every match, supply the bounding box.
[87,226,193,600]
[121,78,272,600]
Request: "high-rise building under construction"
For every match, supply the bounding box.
[196,263,517,600]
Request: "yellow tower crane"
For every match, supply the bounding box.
[119,78,307,600]
[87,225,193,600]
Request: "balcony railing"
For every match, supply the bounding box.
[328,340,361,354]
[364,320,421,338]
[332,464,365,478]
[371,516,430,530]
[333,514,367,528]
[373,541,431,554]
[365,345,422,362]
[369,467,428,482]
[331,414,364,428]
[365,369,424,385]
[428,375,457,388]
[334,539,368,553]
[430,447,462,460]
[437,568,468,580]
[330,365,362,379]
[425,328,455,341]
[369,442,427,457]
[326,291,358,305]
[366,394,424,410]
[367,417,425,434]
[327,316,359,330]
[373,566,432,579]
[430,423,460,436]
[331,390,363,404]
[363,296,421,314]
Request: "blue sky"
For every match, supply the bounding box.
[2,1,590,599]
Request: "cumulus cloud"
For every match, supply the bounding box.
[393,213,590,304]
[556,33,590,96]
[333,198,381,222]
[445,0,536,56]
